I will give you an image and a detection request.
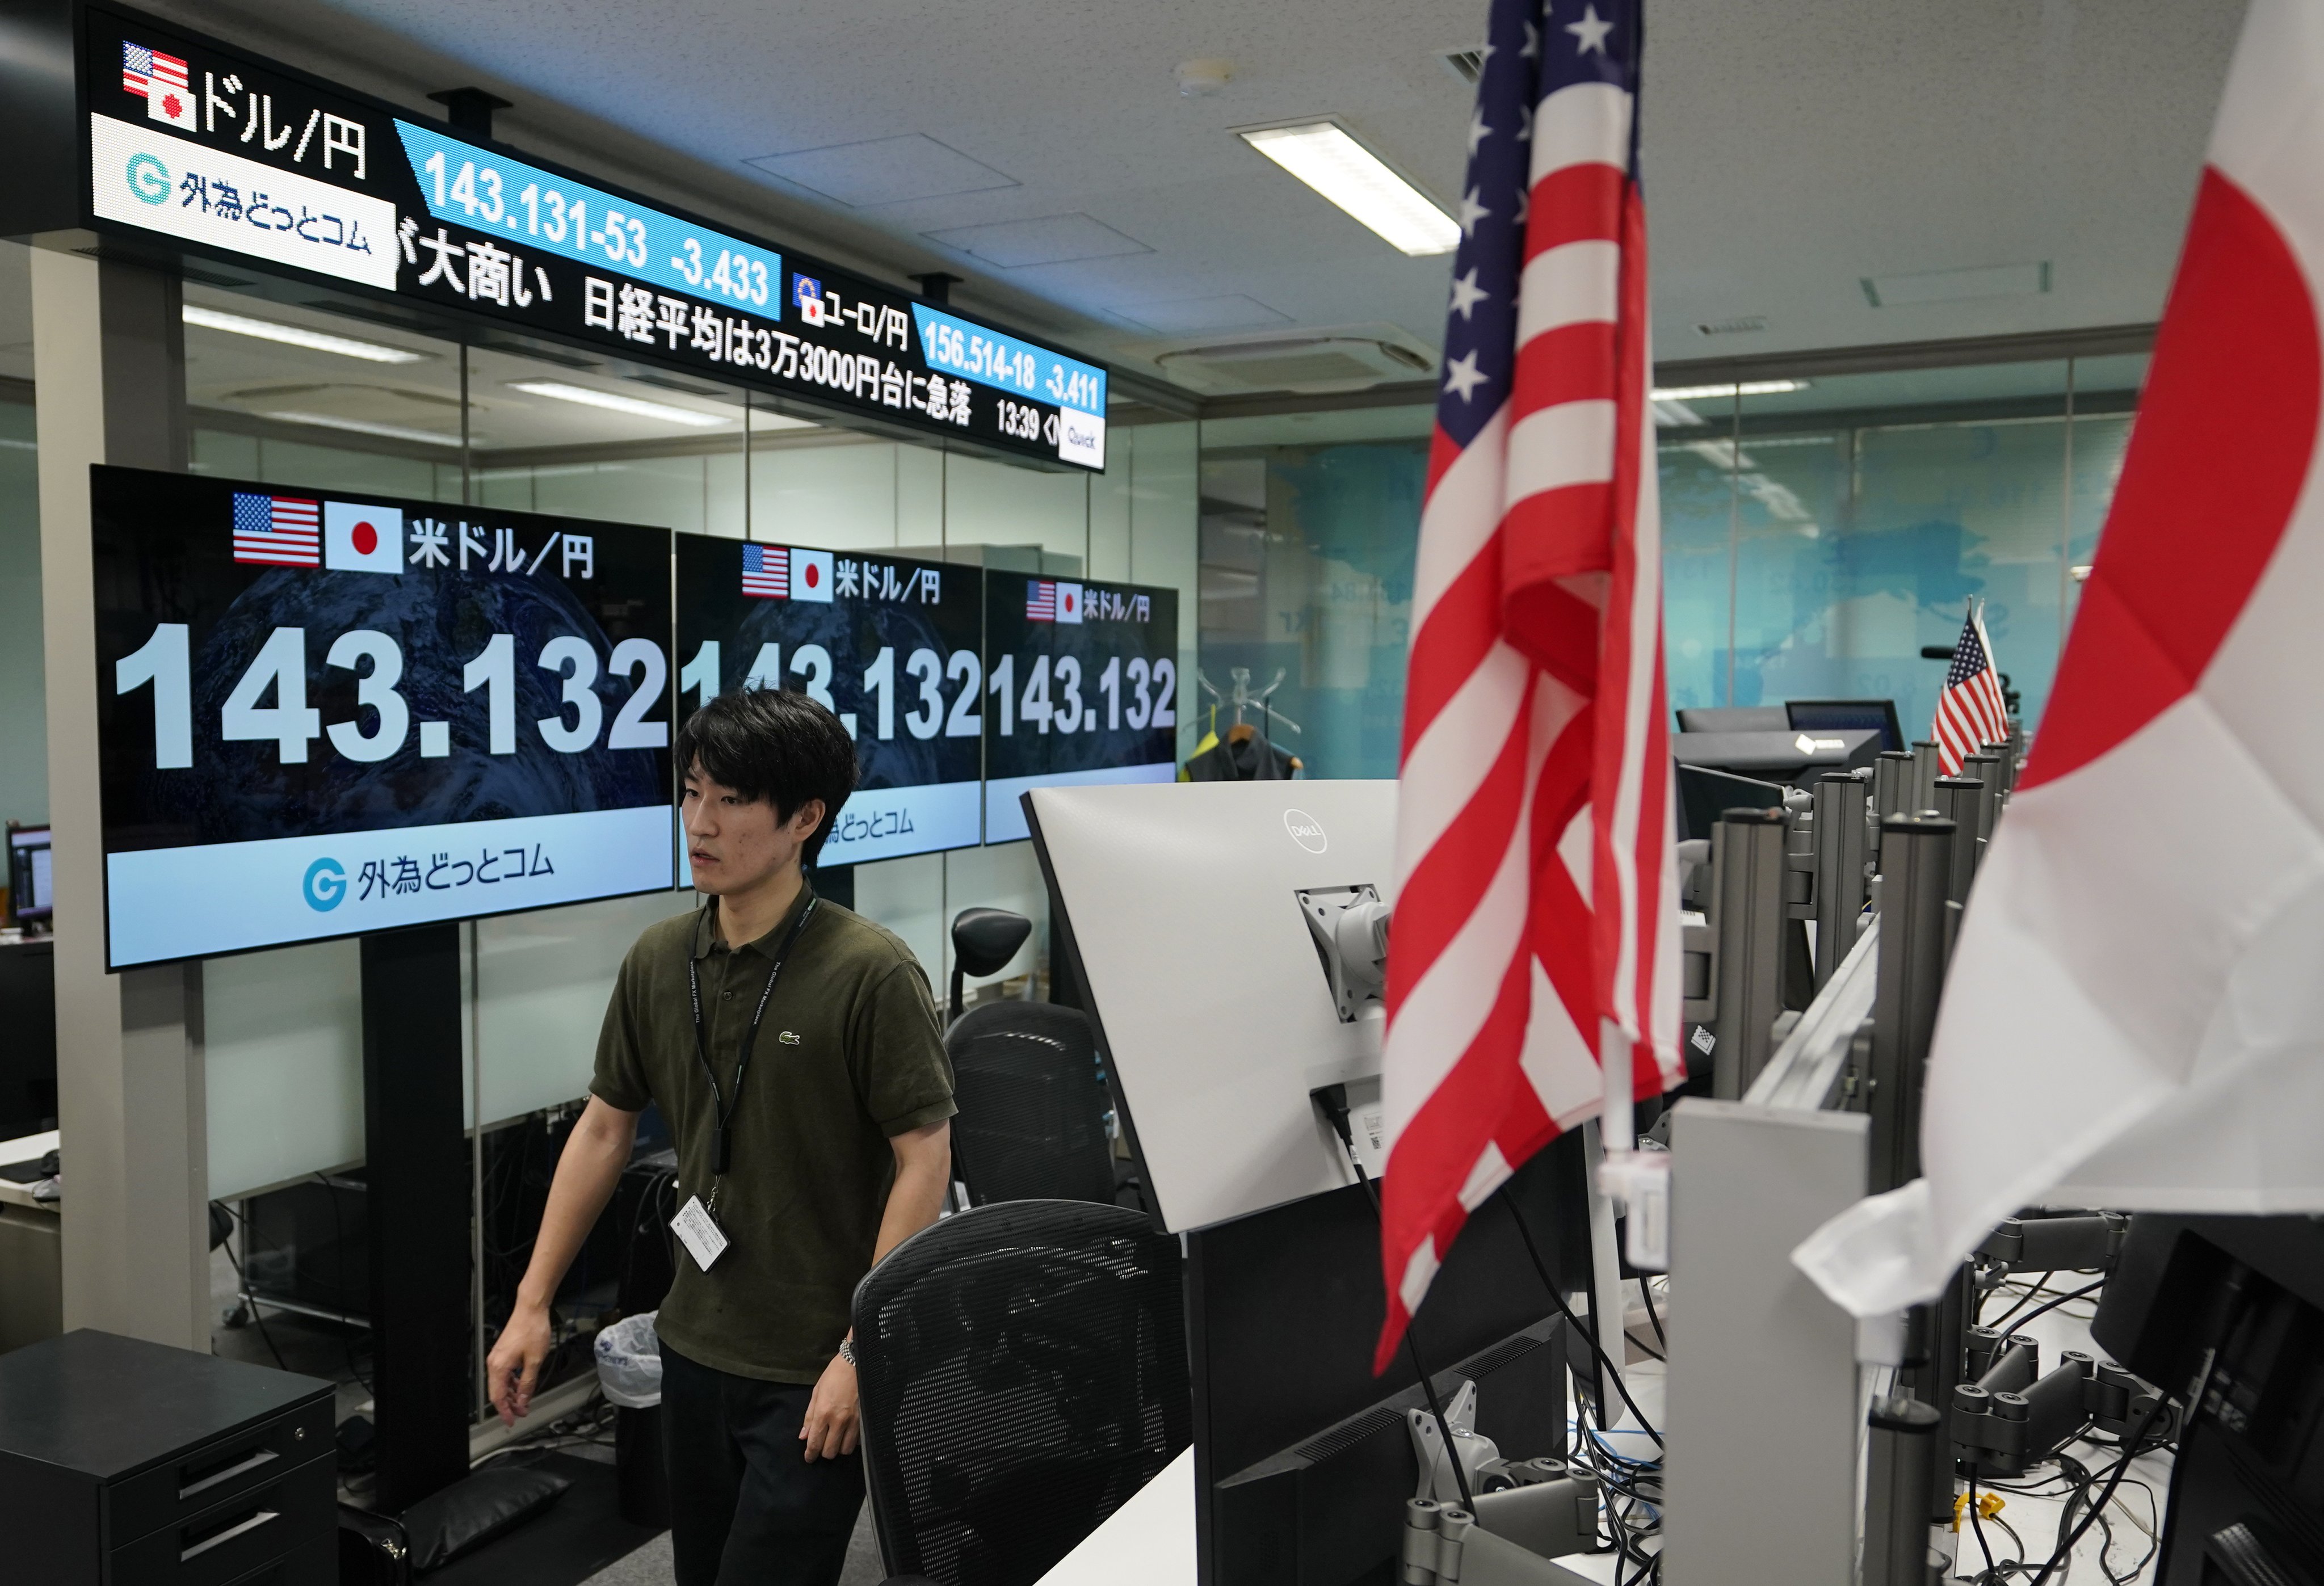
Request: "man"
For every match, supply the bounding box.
[485,687,955,1586]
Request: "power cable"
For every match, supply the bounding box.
[2026,1397,2170,1586]
[213,1206,288,1371]
[2003,1278,2104,1332]
[1497,1186,1663,1448]
[1313,1089,1474,1512]
[1640,1276,1667,1354]
[1966,1473,1998,1581]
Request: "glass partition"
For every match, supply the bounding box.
[1196,406,1433,780]
[1197,356,2148,777]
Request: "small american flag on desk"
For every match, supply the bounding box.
[1376,0,1680,1369]
[232,493,321,566]
[1932,603,2010,774]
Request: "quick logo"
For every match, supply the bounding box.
[302,857,347,911]
[126,152,170,205]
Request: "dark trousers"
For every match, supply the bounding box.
[661,1339,864,1586]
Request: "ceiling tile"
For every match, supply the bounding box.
[924,213,1153,268]
[745,134,1018,207]
[1114,295,1291,334]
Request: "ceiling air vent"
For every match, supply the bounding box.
[1435,47,1487,85]
[1153,331,1436,396]
[1695,315,1768,337]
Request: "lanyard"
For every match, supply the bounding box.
[686,889,820,1188]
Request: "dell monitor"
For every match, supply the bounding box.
[1023,780,1589,1586]
[1785,698,1905,754]
[1024,779,1399,1231]
[7,826,51,927]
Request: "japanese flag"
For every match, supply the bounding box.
[146,76,193,129]
[1054,581,1084,624]
[790,548,834,603]
[324,502,404,574]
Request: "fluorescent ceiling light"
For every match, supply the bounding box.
[1239,123,1459,256]
[183,304,427,364]
[260,411,465,447]
[1649,379,1810,402]
[508,379,732,428]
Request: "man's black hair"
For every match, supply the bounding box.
[675,688,858,865]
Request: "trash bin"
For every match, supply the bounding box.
[596,1312,668,1528]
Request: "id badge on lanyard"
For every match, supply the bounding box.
[674,895,818,1272]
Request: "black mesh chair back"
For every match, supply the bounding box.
[944,1002,1116,1207]
[854,1200,1191,1586]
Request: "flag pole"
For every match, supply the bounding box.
[1600,1017,1636,1153]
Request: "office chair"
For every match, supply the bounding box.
[854,1200,1191,1586]
[945,1001,1119,1208]
[949,907,1033,1021]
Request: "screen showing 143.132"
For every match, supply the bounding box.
[90,464,675,969]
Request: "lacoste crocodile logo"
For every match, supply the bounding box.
[779,1030,801,1045]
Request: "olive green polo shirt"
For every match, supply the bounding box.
[590,885,955,1383]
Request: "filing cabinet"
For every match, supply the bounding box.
[0,1329,336,1586]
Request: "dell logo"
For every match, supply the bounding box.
[1284,809,1328,854]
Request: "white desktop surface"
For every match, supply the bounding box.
[0,1130,58,1214]
[1025,1293,2168,1586]
[1036,1446,1195,1586]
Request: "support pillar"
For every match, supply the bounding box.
[31,245,208,1350]
[361,924,470,1511]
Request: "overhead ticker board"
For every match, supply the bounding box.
[60,3,1107,469]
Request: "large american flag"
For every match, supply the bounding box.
[1379,0,1680,1369]
[1932,602,2010,774]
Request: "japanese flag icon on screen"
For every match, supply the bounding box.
[1054,582,1083,624]
[789,547,834,602]
[323,502,405,574]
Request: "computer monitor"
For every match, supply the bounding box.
[1023,779,1397,1232]
[1785,699,1905,754]
[0,939,57,1140]
[1675,705,1788,734]
[2094,1215,2324,1586]
[7,826,51,927]
[1672,726,1882,785]
[1026,779,1591,1586]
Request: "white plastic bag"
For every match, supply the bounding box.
[594,1310,662,1408]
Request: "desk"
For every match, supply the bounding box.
[0,1128,58,1210]
[1030,1445,1619,1586]
[1036,1446,1194,1586]
[0,1130,61,1353]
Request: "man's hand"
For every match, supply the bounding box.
[486,1302,553,1428]
[800,1349,859,1461]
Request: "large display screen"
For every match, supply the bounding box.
[93,465,675,967]
[982,577,1179,842]
[673,536,984,865]
[71,3,1106,469]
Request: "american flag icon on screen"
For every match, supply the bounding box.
[1026,580,1057,621]
[232,493,322,567]
[121,42,188,98]
[742,542,790,598]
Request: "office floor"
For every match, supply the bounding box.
[578,1506,884,1585]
